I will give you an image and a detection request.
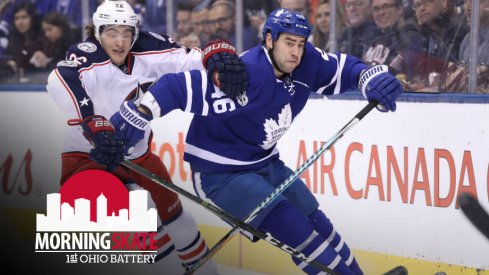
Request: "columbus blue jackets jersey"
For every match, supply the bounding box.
[46,31,203,159]
[142,42,368,172]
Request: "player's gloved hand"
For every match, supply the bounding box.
[71,115,124,171]
[202,40,248,98]
[110,100,151,156]
[358,65,403,112]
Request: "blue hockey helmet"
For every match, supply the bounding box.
[262,8,311,41]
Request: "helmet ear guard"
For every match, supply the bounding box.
[262,8,311,41]
[92,0,139,48]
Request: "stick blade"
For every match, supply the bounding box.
[383,265,408,275]
[458,192,489,240]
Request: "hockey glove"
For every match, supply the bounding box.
[110,100,151,156]
[202,40,248,98]
[74,115,124,171]
[358,65,403,112]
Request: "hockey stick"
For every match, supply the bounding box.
[120,160,336,274]
[186,101,378,274]
[383,265,408,275]
[458,192,489,240]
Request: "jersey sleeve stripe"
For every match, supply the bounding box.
[200,70,209,116]
[54,68,82,119]
[333,54,347,95]
[315,54,340,94]
[184,71,193,112]
[183,71,193,112]
[78,60,111,74]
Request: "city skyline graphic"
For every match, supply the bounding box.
[37,189,157,232]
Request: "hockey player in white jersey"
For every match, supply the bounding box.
[46,1,248,274]
[96,8,403,275]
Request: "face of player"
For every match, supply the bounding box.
[266,32,306,77]
[100,25,133,66]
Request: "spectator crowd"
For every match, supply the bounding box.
[0,0,487,93]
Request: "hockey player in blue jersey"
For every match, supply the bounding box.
[98,8,403,275]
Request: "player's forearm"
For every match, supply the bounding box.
[138,73,185,119]
[343,55,369,90]
[140,69,215,119]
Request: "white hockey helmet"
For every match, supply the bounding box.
[92,0,139,47]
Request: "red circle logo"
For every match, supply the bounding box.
[60,170,128,222]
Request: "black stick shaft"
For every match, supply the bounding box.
[121,160,336,275]
[459,192,489,240]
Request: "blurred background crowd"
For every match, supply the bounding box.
[0,0,487,93]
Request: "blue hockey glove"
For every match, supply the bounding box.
[110,100,151,156]
[358,65,403,112]
[202,40,248,98]
[74,115,124,171]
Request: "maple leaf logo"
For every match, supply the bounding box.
[261,104,292,150]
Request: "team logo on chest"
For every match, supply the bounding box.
[261,104,292,150]
[283,75,295,95]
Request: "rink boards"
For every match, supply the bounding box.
[0,90,487,274]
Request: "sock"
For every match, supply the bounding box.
[259,201,355,275]
[309,209,363,275]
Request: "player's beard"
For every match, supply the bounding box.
[268,42,300,76]
[275,54,297,74]
[274,44,301,74]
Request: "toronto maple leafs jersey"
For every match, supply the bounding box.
[142,42,368,172]
[46,32,204,159]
